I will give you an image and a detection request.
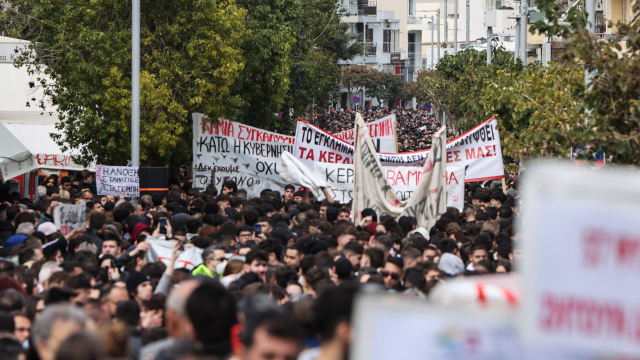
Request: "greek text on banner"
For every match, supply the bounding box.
[192,113,294,198]
[96,165,140,197]
[293,117,504,182]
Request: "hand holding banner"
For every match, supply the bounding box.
[53,202,86,235]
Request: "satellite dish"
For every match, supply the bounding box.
[441,43,448,48]
[490,36,499,47]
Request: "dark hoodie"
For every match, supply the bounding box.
[0,219,15,244]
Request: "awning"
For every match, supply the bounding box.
[0,122,93,179]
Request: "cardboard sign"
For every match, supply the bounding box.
[53,202,86,235]
[293,117,505,183]
[192,113,294,197]
[145,236,203,271]
[334,114,398,153]
[96,165,140,197]
[314,163,465,209]
[521,161,640,356]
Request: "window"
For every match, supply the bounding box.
[383,29,399,53]
[409,0,414,15]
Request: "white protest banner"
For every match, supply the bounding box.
[334,114,398,153]
[53,202,86,235]
[521,161,640,356]
[145,236,203,271]
[95,165,139,197]
[351,292,594,360]
[314,163,465,210]
[192,113,294,197]
[352,113,447,228]
[280,152,324,197]
[293,118,427,170]
[293,117,504,182]
[445,118,504,182]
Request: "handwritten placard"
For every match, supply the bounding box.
[96,165,139,197]
[53,202,86,235]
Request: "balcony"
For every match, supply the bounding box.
[364,42,377,56]
[359,1,377,16]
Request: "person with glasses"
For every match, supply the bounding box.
[192,244,226,279]
[235,225,254,247]
[380,257,404,291]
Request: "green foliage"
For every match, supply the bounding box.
[280,0,362,127]
[5,0,246,166]
[1,0,361,163]
[531,0,640,164]
[231,0,298,130]
[413,48,522,128]
[478,63,585,171]
[413,48,587,171]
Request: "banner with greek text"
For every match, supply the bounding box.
[334,114,398,153]
[293,119,427,169]
[352,113,448,228]
[53,202,86,235]
[445,118,505,182]
[314,163,465,210]
[96,165,140,197]
[293,117,504,183]
[145,236,203,271]
[192,113,294,198]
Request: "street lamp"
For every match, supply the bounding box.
[418,10,441,68]
[484,4,513,65]
[507,13,521,63]
[132,0,140,167]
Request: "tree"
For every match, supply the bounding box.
[231,0,298,130]
[280,0,362,125]
[478,63,585,171]
[340,65,372,110]
[4,0,246,166]
[412,47,588,170]
[531,0,640,164]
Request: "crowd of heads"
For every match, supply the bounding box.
[317,108,457,152]
[0,164,520,360]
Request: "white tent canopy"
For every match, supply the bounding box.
[0,36,93,180]
[0,121,93,180]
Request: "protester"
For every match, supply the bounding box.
[317,108,456,152]
[0,153,521,360]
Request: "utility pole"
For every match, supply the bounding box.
[454,0,458,53]
[508,12,521,63]
[131,0,140,167]
[520,0,528,64]
[362,19,366,110]
[437,10,441,61]
[466,0,470,48]
[487,0,493,65]
[430,16,435,68]
[585,0,596,86]
[515,15,520,63]
[444,0,448,55]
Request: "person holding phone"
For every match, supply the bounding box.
[152,217,173,239]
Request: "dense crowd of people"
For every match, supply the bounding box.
[0,168,520,360]
[318,108,457,152]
